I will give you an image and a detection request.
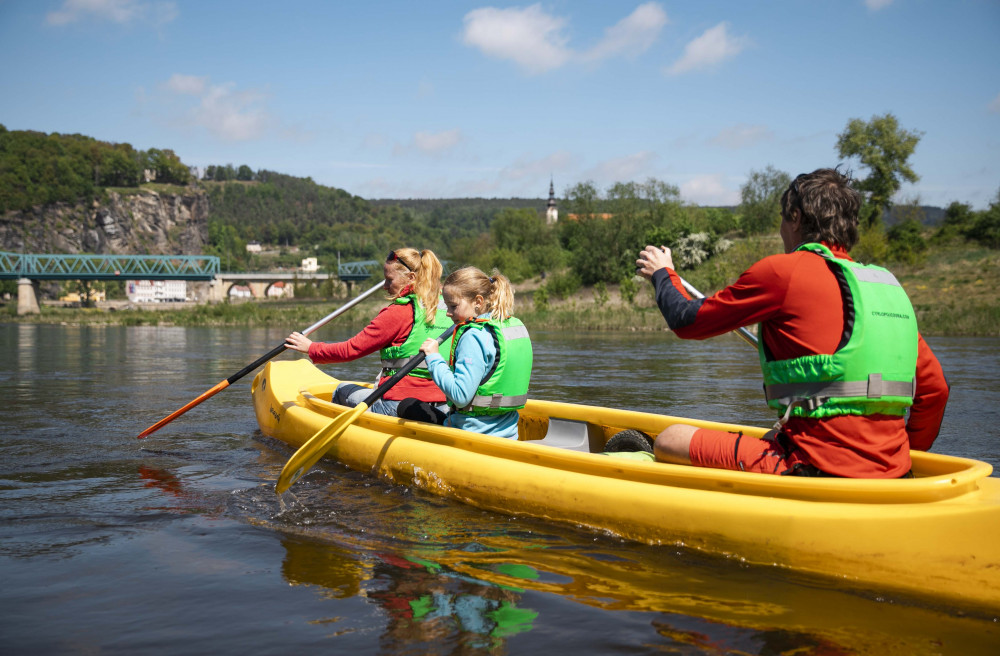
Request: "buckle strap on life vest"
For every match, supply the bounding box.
[765,375,916,406]
[455,392,529,413]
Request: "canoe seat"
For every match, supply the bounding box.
[533,418,592,452]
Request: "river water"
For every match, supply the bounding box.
[2,322,999,655]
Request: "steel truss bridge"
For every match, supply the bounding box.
[0,252,220,281]
[0,252,389,282]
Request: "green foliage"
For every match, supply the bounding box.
[543,270,582,299]
[836,113,922,228]
[593,281,609,306]
[850,224,890,265]
[559,178,686,285]
[887,218,927,265]
[967,199,1000,248]
[532,285,549,311]
[487,208,562,280]
[619,275,639,305]
[739,165,791,234]
[0,127,190,213]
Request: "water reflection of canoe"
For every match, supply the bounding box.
[251,359,1000,613]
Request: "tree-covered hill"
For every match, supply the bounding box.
[0,125,189,213]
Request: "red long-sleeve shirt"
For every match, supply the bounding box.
[652,244,949,477]
[307,302,446,403]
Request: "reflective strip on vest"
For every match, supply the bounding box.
[765,375,917,406]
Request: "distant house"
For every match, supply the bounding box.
[246,241,262,254]
[267,281,288,298]
[300,257,318,272]
[127,280,188,303]
[566,213,614,221]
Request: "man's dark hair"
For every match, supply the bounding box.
[780,167,861,250]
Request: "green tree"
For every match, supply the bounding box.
[967,189,1000,249]
[886,218,927,265]
[836,113,922,228]
[739,165,791,234]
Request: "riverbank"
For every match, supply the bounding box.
[4,241,997,336]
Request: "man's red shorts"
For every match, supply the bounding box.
[688,428,811,474]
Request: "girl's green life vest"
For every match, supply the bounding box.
[379,294,454,380]
[759,243,918,420]
[449,317,532,416]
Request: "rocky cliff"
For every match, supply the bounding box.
[0,187,209,255]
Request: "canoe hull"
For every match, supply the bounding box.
[252,359,1000,613]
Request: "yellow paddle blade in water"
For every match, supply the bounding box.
[275,401,369,494]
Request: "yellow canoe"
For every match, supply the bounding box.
[252,359,1000,613]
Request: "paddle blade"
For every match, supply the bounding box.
[137,380,230,439]
[275,402,369,494]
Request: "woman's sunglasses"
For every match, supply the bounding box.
[386,250,414,272]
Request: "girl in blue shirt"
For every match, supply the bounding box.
[397,267,531,439]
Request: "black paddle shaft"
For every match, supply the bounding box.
[226,343,287,385]
[361,325,456,406]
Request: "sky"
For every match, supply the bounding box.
[1,0,998,208]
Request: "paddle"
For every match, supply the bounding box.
[275,324,456,494]
[137,280,385,439]
[676,275,759,348]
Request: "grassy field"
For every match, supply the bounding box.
[4,240,998,336]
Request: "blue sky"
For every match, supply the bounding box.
[1,0,998,208]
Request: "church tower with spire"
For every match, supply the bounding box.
[545,177,558,225]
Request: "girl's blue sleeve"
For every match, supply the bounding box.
[425,330,495,407]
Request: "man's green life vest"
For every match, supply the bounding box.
[449,317,532,416]
[379,294,454,380]
[760,243,918,420]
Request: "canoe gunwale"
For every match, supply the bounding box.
[294,378,993,505]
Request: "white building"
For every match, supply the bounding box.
[127,280,188,303]
[246,242,262,254]
[546,178,558,225]
[300,257,318,272]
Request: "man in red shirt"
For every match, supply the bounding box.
[636,168,949,478]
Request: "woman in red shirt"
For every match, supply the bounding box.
[285,248,452,416]
[636,168,949,478]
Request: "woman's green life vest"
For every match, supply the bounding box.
[759,243,918,420]
[449,317,533,416]
[379,294,454,380]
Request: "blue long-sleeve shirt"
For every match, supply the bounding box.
[424,315,520,439]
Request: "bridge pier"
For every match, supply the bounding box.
[17,278,41,315]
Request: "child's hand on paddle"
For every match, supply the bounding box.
[420,338,439,356]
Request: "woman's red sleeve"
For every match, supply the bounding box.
[307,303,412,364]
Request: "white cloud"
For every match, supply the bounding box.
[679,174,740,206]
[413,129,463,154]
[582,151,658,185]
[581,2,668,62]
[165,73,207,95]
[668,22,749,75]
[989,92,1000,114]
[462,4,571,74]
[709,124,775,149]
[864,0,894,10]
[46,0,177,26]
[462,3,667,74]
[392,129,464,157]
[499,151,575,183]
[161,75,270,141]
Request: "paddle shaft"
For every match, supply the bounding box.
[275,324,456,493]
[137,280,385,438]
[676,276,759,348]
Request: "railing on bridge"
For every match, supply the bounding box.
[337,260,380,282]
[0,252,220,281]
